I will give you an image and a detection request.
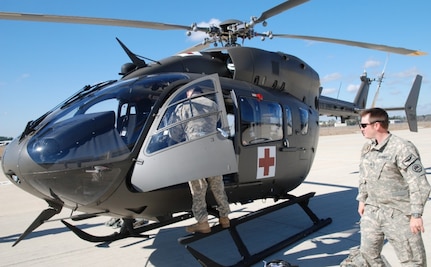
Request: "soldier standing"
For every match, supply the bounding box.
[169,86,230,234]
[356,108,430,266]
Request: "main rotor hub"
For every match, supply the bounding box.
[210,19,257,46]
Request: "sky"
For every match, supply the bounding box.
[1,0,430,138]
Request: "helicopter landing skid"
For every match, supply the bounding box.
[178,192,332,267]
[61,212,194,243]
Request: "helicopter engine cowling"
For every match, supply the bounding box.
[226,47,320,110]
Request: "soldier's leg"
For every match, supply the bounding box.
[188,179,209,222]
[207,176,230,217]
[384,209,427,266]
[360,207,386,266]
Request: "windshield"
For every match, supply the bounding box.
[27,73,188,165]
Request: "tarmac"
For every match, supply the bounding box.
[0,126,430,267]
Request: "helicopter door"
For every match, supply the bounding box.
[131,74,238,192]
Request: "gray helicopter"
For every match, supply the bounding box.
[0,0,425,266]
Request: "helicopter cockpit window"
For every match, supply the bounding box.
[27,73,188,165]
[299,107,309,135]
[146,80,220,153]
[239,96,283,145]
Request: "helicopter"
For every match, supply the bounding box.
[0,0,426,266]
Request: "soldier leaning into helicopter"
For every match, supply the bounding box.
[168,86,230,233]
[344,108,430,266]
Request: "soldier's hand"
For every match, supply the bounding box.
[357,202,365,217]
[410,217,425,234]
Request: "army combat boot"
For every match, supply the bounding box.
[186,221,211,234]
[219,217,230,228]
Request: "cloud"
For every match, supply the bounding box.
[187,18,222,42]
[347,83,359,93]
[303,40,318,47]
[321,72,342,83]
[392,67,420,79]
[364,59,380,69]
[321,87,338,95]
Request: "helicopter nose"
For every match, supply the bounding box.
[1,137,51,201]
[1,138,24,185]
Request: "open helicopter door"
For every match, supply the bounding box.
[131,74,238,192]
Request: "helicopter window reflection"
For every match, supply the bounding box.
[146,80,220,153]
[116,74,189,149]
[239,97,283,145]
[285,106,293,136]
[299,107,309,135]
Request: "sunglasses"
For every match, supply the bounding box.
[359,121,383,129]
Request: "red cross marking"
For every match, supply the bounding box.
[259,148,275,176]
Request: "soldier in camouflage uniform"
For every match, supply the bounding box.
[169,87,230,234]
[356,108,430,266]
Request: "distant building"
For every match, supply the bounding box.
[0,140,11,146]
[389,119,402,124]
[334,122,347,127]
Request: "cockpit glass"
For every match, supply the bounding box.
[27,73,188,165]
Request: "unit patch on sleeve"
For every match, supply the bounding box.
[412,164,423,173]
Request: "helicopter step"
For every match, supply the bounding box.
[61,212,194,243]
[178,192,332,267]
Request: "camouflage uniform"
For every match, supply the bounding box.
[170,95,219,142]
[189,176,230,222]
[170,93,230,223]
[357,134,430,266]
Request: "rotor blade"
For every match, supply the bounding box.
[272,33,426,56]
[254,0,309,24]
[0,11,207,31]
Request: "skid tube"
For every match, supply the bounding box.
[62,212,194,243]
[178,192,332,267]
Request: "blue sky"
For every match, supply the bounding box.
[1,0,430,137]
